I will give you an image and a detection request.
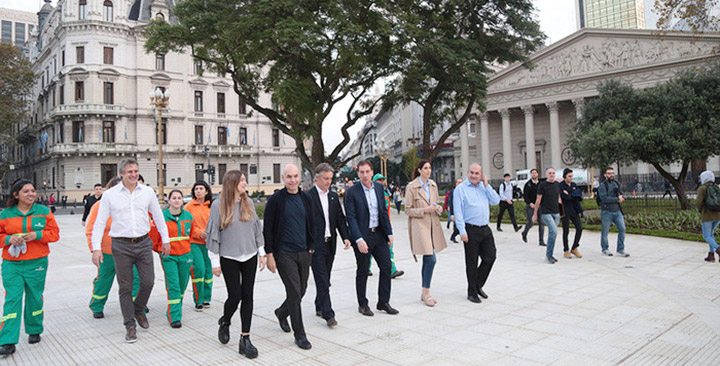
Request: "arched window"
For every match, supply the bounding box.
[156,12,165,21]
[78,0,87,20]
[103,1,113,22]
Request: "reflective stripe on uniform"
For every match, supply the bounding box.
[1,313,17,321]
[92,294,107,300]
[168,299,181,305]
[204,279,213,284]
[169,236,190,242]
[32,309,43,316]
[191,278,203,283]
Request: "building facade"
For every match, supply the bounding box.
[9,0,298,201]
[0,7,36,53]
[576,0,646,29]
[455,28,720,181]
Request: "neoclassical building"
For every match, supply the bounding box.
[455,28,720,180]
[9,0,298,201]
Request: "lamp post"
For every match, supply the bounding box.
[375,139,392,179]
[149,87,170,204]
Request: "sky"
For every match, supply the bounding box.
[1,0,662,153]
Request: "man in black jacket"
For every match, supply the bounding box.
[82,184,103,226]
[306,163,350,328]
[264,164,315,350]
[560,168,583,259]
[521,169,545,246]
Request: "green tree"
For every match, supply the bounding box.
[568,64,720,209]
[144,0,400,171]
[0,43,34,191]
[385,0,545,161]
[654,0,719,34]
[403,147,420,183]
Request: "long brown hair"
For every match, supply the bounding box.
[219,170,254,229]
[413,160,431,180]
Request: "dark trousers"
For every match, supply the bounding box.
[311,240,336,320]
[464,225,496,296]
[220,256,257,333]
[497,201,519,229]
[353,230,391,306]
[112,237,155,329]
[562,213,583,251]
[522,205,545,244]
[275,250,312,338]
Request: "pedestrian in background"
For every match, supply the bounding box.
[696,170,720,262]
[82,183,103,227]
[521,169,545,246]
[497,173,522,232]
[598,167,629,257]
[184,180,213,312]
[447,178,463,243]
[533,168,562,264]
[560,168,583,259]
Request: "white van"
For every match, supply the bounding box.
[511,168,589,194]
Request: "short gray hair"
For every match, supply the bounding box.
[119,158,139,174]
[314,163,334,175]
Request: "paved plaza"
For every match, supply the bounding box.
[1,211,720,365]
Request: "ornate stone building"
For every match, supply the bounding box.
[455,28,720,180]
[10,0,298,201]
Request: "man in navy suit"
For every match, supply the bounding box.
[306,163,351,328]
[345,160,398,316]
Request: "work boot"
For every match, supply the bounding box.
[0,344,16,355]
[705,252,716,262]
[218,316,230,344]
[239,335,258,359]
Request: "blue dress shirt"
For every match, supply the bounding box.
[453,179,501,236]
[362,183,379,228]
[419,177,431,202]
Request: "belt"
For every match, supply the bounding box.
[114,234,149,243]
[369,227,379,232]
[466,223,488,230]
[324,237,332,243]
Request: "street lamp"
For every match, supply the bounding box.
[375,139,392,179]
[149,87,170,204]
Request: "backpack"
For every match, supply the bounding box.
[704,184,720,211]
[595,181,611,206]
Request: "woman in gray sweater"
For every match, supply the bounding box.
[206,170,266,359]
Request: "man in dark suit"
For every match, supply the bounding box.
[306,163,350,328]
[344,160,398,316]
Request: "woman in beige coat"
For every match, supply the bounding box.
[405,160,448,306]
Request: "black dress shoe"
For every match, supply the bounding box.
[477,288,489,299]
[358,305,374,316]
[274,309,291,333]
[218,316,230,344]
[376,303,399,315]
[295,337,312,350]
[170,321,182,329]
[239,335,258,359]
[467,294,482,303]
[326,317,338,328]
[0,344,15,355]
[450,237,458,243]
[93,311,104,319]
[391,270,405,279]
[521,232,527,243]
[539,242,547,247]
[514,226,523,232]
[28,334,41,344]
[496,227,503,232]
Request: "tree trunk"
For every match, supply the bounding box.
[651,161,691,210]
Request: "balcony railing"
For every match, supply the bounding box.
[49,142,136,155]
[51,104,127,117]
[191,145,254,155]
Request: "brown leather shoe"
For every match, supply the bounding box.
[563,251,572,259]
[326,317,338,328]
[136,313,149,329]
[705,252,716,262]
[571,249,583,258]
[125,327,137,343]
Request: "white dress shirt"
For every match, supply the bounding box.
[317,186,331,238]
[91,182,170,251]
[499,181,514,201]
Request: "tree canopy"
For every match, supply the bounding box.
[144,0,400,171]
[568,63,720,209]
[385,0,545,161]
[0,43,34,190]
[654,0,719,33]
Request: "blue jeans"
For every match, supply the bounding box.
[601,210,626,252]
[421,253,437,289]
[701,220,720,252]
[541,214,560,258]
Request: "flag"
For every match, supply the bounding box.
[99,127,103,140]
[56,126,61,143]
[253,131,256,145]
[226,121,230,137]
[78,126,83,141]
[282,134,286,146]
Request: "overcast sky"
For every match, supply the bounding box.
[1,0,661,152]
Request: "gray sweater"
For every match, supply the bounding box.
[206,199,264,263]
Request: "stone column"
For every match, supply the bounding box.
[546,102,561,169]
[460,117,470,179]
[708,156,720,172]
[522,105,535,170]
[500,108,512,175]
[480,113,491,179]
[454,154,461,180]
[572,98,585,121]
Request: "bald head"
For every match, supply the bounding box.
[283,164,301,193]
[468,163,483,185]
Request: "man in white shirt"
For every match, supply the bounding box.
[91,158,170,343]
[497,173,522,232]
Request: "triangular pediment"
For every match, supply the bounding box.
[212,80,231,89]
[488,28,720,93]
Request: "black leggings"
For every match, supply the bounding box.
[220,255,257,333]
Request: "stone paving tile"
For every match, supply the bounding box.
[1,213,720,365]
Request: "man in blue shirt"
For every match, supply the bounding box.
[453,163,501,303]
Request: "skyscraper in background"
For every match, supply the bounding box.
[576,0,646,29]
[0,7,36,53]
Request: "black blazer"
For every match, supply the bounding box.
[306,186,350,255]
[345,182,393,244]
[263,187,314,254]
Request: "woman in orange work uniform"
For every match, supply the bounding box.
[0,179,60,356]
[184,181,213,311]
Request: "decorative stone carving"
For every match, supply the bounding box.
[521,105,534,116]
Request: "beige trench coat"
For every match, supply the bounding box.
[405,177,448,257]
